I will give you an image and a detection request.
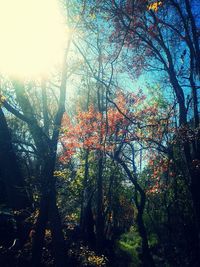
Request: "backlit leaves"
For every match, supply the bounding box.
[147,1,162,12]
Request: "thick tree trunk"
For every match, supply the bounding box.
[32,154,67,267]
[167,67,187,125]
[32,195,49,267]
[0,108,30,208]
[49,187,66,267]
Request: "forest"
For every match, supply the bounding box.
[0,0,200,266]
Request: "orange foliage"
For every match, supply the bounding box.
[60,90,170,163]
[146,155,174,195]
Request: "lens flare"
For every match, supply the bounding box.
[0,0,67,78]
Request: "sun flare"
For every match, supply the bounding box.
[0,0,67,78]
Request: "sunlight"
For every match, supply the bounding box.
[0,0,67,78]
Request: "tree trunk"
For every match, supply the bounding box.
[96,153,104,252]
[31,150,67,266]
[137,198,155,267]
[115,157,155,267]
[80,150,95,246]
[82,198,96,246]
[32,194,49,267]
[49,185,67,267]
[0,108,30,208]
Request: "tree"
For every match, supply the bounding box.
[0,106,30,208]
[1,46,70,266]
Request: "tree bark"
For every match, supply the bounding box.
[32,155,67,267]
[0,107,30,208]
[32,194,49,267]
